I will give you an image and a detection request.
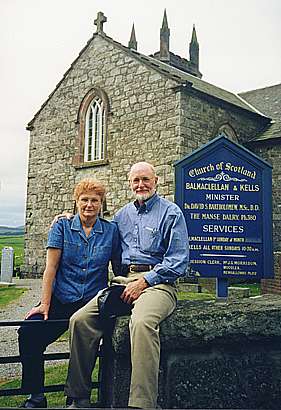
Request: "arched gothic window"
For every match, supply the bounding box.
[73,88,109,168]
[84,96,106,162]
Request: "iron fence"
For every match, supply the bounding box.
[0,319,103,400]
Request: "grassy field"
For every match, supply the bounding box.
[0,363,99,408]
[0,235,24,271]
[233,282,261,296]
[178,283,261,300]
[0,286,27,308]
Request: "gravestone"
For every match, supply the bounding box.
[1,247,14,283]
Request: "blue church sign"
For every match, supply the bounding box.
[175,136,273,293]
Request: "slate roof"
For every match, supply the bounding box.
[128,48,266,115]
[240,83,281,141]
[27,32,269,129]
[102,34,267,117]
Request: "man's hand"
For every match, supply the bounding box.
[50,212,73,227]
[25,303,50,321]
[121,277,149,304]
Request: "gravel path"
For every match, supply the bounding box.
[0,278,69,383]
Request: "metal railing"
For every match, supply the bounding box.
[0,319,102,399]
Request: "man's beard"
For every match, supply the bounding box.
[135,192,153,201]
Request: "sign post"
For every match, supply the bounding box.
[175,136,273,297]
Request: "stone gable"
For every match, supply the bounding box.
[24,35,182,274]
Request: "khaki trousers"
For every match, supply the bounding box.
[64,272,177,408]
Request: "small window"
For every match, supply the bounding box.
[84,96,106,162]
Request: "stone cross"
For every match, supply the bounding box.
[94,11,107,34]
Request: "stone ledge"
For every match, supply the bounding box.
[101,295,281,409]
[112,294,281,353]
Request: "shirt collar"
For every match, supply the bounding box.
[71,213,103,233]
[133,193,159,213]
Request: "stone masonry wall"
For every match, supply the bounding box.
[261,252,281,294]
[249,141,281,294]
[249,141,281,251]
[23,35,180,275]
[101,295,281,409]
[179,91,266,157]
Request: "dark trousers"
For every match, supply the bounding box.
[18,295,89,394]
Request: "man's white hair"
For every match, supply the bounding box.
[128,162,156,180]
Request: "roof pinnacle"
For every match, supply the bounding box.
[162,9,169,30]
[128,23,137,50]
[191,24,198,44]
[189,24,199,69]
[160,9,170,62]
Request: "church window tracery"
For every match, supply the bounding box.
[74,88,110,168]
[84,96,106,162]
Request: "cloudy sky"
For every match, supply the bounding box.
[0,0,280,227]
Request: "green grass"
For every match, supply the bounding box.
[0,286,27,308]
[57,330,69,343]
[178,283,261,300]
[0,235,24,270]
[0,362,99,408]
[233,283,261,296]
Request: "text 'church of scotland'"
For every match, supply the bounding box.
[23,11,281,290]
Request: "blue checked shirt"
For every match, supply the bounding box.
[113,193,189,286]
[47,214,121,303]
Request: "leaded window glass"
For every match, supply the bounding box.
[84,96,105,162]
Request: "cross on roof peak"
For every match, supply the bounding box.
[94,11,107,34]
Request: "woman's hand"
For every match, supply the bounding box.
[25,303,50,320]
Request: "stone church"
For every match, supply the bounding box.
[23,11,281,288]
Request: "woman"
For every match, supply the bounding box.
[18,179,121,408]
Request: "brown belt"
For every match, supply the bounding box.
[128,264,155,272]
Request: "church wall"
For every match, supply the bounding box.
[178,91,265,155]
[22,36,181,275]
[249,141,281,252]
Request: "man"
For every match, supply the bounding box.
[65,162,189,409]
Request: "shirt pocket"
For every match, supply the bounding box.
[140,226,161,254]
[62,241,82,264]
[92,245,112,265]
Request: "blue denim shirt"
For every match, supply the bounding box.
[47,214,121,303]
[113,194,189,286]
